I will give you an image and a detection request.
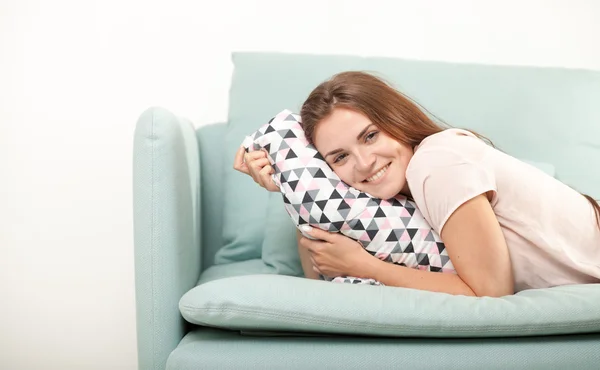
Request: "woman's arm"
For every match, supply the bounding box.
[296,230,320,279]
[364,193,514,297]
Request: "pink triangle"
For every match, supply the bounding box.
[400,230,411,242]
[380,218,392,230]
[359,231,371,241]
[278,148,290,161]
[421,229,430,240]
[277,161,288,172]
[307,179,320,191]
[400,208,412,217]
[375,252,389,260]
[300,205,309,218]
[360,208,373,218]
[295,182,305,192]
[285,138,300,147]
[300,156,312,166]
[345,198,355,206]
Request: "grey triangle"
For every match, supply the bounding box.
[344,192,356,199]
[337,208,351,219]
[292,204,302,214]
[416,253,429,264]
[281,170,291,182]
[336,189,348,199]
[307,167,319,177]
[278,140,289,150]
[394,229,405,239]
[425,230,436,241]
[294,168,305,177]
[367,199,379,208]
[277,129,291,137]
[391,242,403,254]
[440,255,451,266]
[367,219,379,230]
[309,215,319,224]
[401,217,412,226]
[307,189,320,201]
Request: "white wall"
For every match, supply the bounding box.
[1,0,599,369]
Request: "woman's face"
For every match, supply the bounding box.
[313,107,414,199]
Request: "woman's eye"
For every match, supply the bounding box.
[365,131,378,142]
[333,153,347,163]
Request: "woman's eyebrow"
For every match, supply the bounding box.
[355,124,375,141]
[324,148,343,160]
[324,124,375,160]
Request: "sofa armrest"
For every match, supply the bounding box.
[133,107,201,370]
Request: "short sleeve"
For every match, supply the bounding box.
[407,132,497,234]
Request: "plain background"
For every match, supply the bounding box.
[1,0,599,369]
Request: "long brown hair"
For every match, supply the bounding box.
[300,71,600,228]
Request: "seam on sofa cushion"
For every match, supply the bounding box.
[180,305,600,336]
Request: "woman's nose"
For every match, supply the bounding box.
[355,149,376,173]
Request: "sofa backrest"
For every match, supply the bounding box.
[199,52,600,268]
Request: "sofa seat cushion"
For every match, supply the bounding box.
[180,274,600,338]
[167,327,600,370]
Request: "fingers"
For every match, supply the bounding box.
[298,235,315,252]
[310,256,323,275]
[245,150,268,161]
[233,146,249,174]
[258,164,278,190]
[247,158,271,183]
[234,147,276,191]
[249,157,271,170]
[233,147,267,174]
[298,234,327,253]
[300,226,337,243]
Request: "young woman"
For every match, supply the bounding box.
[234,71,600,297]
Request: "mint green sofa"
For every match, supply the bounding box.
[133,52,600,370]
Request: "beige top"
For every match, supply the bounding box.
[407,128,600,292]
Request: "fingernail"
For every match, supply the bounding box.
[300,225,312,233]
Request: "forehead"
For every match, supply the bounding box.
[314,108,371,150]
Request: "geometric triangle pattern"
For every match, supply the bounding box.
[242,109,456,285]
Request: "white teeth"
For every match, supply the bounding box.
[366,165,389,182]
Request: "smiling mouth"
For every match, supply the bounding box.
[363,164,390,183]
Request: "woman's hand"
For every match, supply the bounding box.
[298,226,379,278]
[233,146,279,192]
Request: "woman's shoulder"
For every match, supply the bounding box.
[409,128,489,172]
[405,128,499,234]
[415,128,483,152]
